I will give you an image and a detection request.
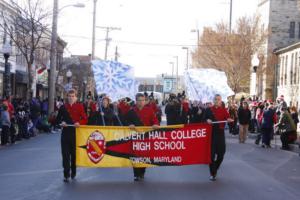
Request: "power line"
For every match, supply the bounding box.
[111,40,242,47]
[61,35,245,48]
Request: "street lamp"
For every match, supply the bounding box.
[169,62,174,92]
[83,77,87,102]
[173,56,179,93]
[59,3,85,12]
[66,69,72,83]
[2,40,12,98]
[191,29,200,64]
[182,47,189,70]
[48,1,85,114]
[250,54,260,99]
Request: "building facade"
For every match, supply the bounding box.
[136,74,185,95]
[0,0,66,99]
[275,42,300,108]
[60,55,94,101]
[256,0,300,100]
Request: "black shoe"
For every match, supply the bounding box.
[280,147,290,150]
[140,174,145,179]
[134,176,140,181]
[71,173,76,180]
[63,177,69,183]
[209,175,216,181]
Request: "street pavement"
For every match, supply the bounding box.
[0,131,299,200]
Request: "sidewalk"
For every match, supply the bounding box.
[241,131,300,154]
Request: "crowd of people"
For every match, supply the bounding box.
[0,95,57,146]
[227,95,299,150]
[1,90,299,183]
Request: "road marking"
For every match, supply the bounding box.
[0,147,57,152]
[0,169,61,177]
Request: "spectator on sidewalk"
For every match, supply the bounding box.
[255,103,265,145]
[261,103,276,148]
[238,101,251,143]
[1,104,11,145]
[275,107,297,150]
[228,103,238,135]
[16,102,29,139]
[290,106,299,128]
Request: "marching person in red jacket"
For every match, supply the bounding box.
[56,89,87,183]
[118,98,132,125]
[126,93,159,181]
[205,94,233,181]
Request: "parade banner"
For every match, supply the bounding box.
[76,124,212,168]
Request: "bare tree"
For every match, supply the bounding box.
[192,15,267,93]
[0,0,50,99]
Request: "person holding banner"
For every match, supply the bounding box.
[56,89,87,183]
[205,94,233,181]
[126,93,159,181]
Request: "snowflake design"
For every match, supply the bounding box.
[92,60,136,101]
[184,69,234,103]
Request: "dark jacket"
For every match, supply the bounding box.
[190,106,206,123]
[165,100,181,125]
[88,106,115,126]
[238,107,251,125]
[291,112,299,126]
[261,109,275,129]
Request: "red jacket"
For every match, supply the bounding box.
[133,106,159,126]
[3,100,14,119]
[182,101,189,113]
[118,101,131,116]
[148,102,158,113]
[65,102,88,125]
[210,106,230,129]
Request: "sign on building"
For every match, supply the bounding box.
[163,78,174,93]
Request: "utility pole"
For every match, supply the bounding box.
[91,0,97,59]
[173,56,179,92]
[229,0,233,33]
[48,0,58,115]
[97,26,121,60]
[191,29,200,64]
[182,47,189,70]
[114,46,119,61]
[169,62,174,93]
[104,27,110,60]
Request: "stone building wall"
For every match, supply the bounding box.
[257,0,300,100]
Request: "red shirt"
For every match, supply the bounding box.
[118,101,131,115]
[182,101,189,113]
[65,102,88,125]
[210,106,230,129]
[3,100,14,119]
[133,106,159,126]
[148,102,158,113]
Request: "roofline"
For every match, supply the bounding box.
[274,42,300,54]
[0,0,19,15]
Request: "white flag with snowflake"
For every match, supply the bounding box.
[184,68,234,103]
[92,60,138,102]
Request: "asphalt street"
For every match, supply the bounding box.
[0,131,299,200]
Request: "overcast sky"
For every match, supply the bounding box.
[45,0,259,77]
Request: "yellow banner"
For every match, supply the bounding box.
[76,124,211,168]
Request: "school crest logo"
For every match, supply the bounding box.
[86,131,106,164]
